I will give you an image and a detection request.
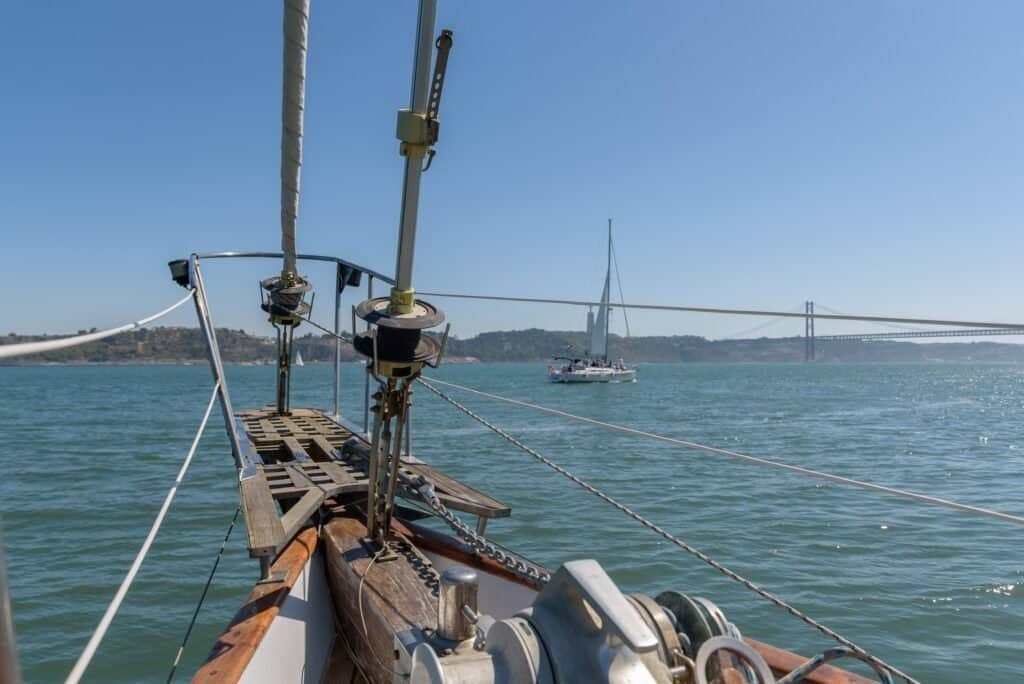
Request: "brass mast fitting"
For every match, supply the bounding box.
[396,109,436,160]
[389,287,417,315]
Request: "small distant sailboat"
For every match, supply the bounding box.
[294,348,305,367]
[549,220,637,383]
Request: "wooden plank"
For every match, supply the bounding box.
[321,517,438,684]
[282,436,311,462]
[280,489,325,543]
[240,473,284,557]
[194,528,320,683]
[310,435,341,461]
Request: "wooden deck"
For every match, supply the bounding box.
[234,408,511,561]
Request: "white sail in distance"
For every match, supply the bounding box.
[587,221,613,361]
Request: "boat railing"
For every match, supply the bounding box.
[175,251,392,478]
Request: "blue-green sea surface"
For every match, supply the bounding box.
[1,363,1021,682]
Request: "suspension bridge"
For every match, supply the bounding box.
[800,301,1024,361]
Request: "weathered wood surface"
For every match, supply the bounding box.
[321,517,439,684]
[239,473,283,557]
[194,527,323,683]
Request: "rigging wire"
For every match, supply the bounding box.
[417,291,1024,330]
[416,377,919,684]
[814,303,929,333]
[66,381,220,684]
[420,377,1024,528]
[609,234,631,337]
[0,290,195,360]
[720,303,806,340]
[166,506,240,683]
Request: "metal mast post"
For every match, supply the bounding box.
[353,0,453,549]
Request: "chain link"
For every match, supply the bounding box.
[397,470,551,585]
[416,377,919,684]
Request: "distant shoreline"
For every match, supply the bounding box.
[4,326,1024,365]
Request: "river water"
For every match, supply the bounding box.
[0,362,1021,682]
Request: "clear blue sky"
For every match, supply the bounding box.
[3,1,1023,340]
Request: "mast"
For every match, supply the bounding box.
[259,0,313,415]
[605,218,612,360]
[353,0,453,550]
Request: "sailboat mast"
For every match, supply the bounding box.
[605,218,612,360]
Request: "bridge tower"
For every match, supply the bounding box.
[804,301,816,362]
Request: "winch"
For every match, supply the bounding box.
[397,559,776,684]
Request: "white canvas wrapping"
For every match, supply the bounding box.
[280,0,310,276]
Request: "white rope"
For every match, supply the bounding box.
[65,382,220,684]
[418,291,1024,330]
[0,290,195,360]
[422,378,1024,528]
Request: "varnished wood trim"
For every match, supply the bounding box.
[192,527,319,683]
[747,637,878,684]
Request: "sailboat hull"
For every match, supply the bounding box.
[549,367,637,383]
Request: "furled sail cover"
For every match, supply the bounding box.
[280,0,310,277]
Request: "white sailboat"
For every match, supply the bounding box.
[294,349,304,367]
[549,220,637,383]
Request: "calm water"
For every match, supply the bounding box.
[0,362,1021,682]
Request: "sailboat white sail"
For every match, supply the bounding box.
[549,220,636,383]
[295,349,305,367]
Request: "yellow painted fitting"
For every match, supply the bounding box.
[399,142,428,159]
[389,287,416,314]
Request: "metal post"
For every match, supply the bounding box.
[393,0,438,295]
[189,256,251,477]
[809,301,816,362]
[0,525,20,684]
[333,263,343,420]
[363,276,374,434]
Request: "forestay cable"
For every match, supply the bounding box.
[417,377,919,684]
[421,378,1024,528]
[166,506,240,683]
[418,291,1024,329]
[66,382,220,684]
[0,290,195,360]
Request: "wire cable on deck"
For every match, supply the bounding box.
[417,291,1024,330]
[416,378,919,684]
[66,382,221,684]
[422,378,1024,528]
[0,290,195,360]
[165,506,240,683]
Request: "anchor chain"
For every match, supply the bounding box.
[397,471,551,585]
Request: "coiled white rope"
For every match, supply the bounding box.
[65,381,220,684]
[422,377,1024,528]
[0,290,195,360]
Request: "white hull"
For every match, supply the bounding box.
[549,367,637,383]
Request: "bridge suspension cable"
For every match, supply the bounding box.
[418,291,1024,330]
[419,377,1024,528]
